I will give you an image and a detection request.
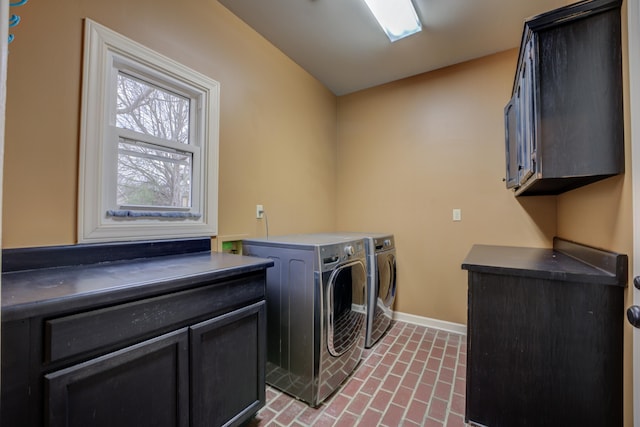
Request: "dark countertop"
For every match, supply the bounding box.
[461,238,627,287]
[2,251,273,322]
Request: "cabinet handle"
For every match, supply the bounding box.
[627,305,640,328]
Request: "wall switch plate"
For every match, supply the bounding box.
[256,204,264,219]
[453,209,462,221]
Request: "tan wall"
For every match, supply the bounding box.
[3,0,338,248]
[336,50,557,325]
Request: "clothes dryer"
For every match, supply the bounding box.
[324,233,397,348]
[242,234,367,406]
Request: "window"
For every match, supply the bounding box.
[79,19,219,242]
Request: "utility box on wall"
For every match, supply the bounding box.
[216,234,248,254]
[221,240,242,254]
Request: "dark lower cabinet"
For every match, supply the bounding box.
[36,297,266,427]
[5,284,267,427]
[462,239,626,427]
[1,244,272,427]
[45,329,190,427]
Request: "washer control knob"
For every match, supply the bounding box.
[344,245,355,256]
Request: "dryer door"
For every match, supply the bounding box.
[326,260,366,357]
[377,252,396,308]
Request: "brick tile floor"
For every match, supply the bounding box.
[245,321,468,427]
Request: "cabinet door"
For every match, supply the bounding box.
[45,328,189,427]
[466,272,623,426]
[516,36,536,186]
[190,301,266,427]
[504,98,518,189]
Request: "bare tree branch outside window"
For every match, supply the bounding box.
[115,72,192,209]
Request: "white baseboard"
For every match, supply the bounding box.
[393,311,467,336]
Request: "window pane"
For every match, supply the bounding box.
[117,139,192,208]
[116,72,190,144]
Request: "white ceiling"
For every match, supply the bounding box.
[217,0,568,95]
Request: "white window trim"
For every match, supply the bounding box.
[78,19,219,243]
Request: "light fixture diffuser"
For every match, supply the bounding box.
[363,0,422,42]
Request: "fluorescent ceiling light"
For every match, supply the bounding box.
[363,0,422,42]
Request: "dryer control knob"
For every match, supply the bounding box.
[344,245,355,256]
[384,239,391,247]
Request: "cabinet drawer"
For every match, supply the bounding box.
[45,274,264,364]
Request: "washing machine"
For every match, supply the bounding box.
[324,232,397,348]
[242,234,367,407]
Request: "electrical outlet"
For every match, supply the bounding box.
[453,209,461,221]
[256,204,264,219]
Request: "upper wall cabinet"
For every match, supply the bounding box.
[504,0,623,196]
